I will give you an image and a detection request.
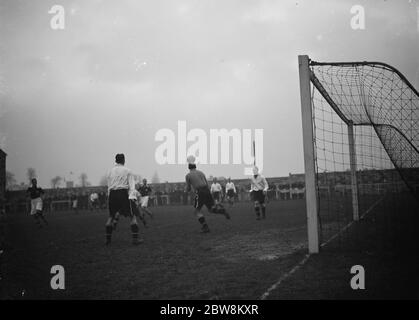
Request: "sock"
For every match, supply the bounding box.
[198,216,206,225]
[38,211,48,225]
[106,225,113,242]
[131,224,139,240]
[34,215,41,227]
[262,206,266,217]
[255,206,260,217]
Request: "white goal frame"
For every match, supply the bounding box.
[298,55,360,254]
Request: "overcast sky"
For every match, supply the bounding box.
[0,0,418,186]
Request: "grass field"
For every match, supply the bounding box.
[1,197,419,300]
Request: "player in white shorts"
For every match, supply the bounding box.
[27,179,48,228]
[137,179,153,219]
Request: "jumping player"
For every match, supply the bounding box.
[137,178,153,219]
[210,177,223,205]
[105,153,143,245]
[185,155,230,233]
[225,177,237,207]
[250,166,269,220]
[26,179,48,228]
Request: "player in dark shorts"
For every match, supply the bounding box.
[27,178,48,228]
[210,177,223,205]
[225,177,237,207]
[249,166,269,220]
[105,153,143,245]
[251,190,265,203]
[212,191,221,202]
[90,192,100,211]
[185,155,230,233]
[227,189,235,198]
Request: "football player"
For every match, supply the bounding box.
[137,178,153,219]
[132,184,148,228]
[210,177,223,205]
[90,192,100,211]
[185,155,230,233]
[105,153,143,245]
[225,177,237,207]
[26,178,48,227]
[249,166,269,220]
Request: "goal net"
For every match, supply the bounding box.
[298,56,419,253]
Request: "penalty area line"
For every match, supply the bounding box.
[259,253,310,300]
[321,196,384,248]
[259,196,384,300]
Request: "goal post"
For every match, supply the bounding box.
[298,55,319,254]
[298,54,419,252]
[347,121,360,221]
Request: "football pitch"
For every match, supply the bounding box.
[1,200,309,299]
[2,197,419,300]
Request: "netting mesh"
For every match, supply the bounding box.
[310,61,419,250]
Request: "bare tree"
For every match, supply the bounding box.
[6,171,16,188]
[51,176,62,188]
[27,167,36,182]
[151,171,160,184]
[80,173,89,187]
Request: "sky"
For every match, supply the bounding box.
[0,0,418,187]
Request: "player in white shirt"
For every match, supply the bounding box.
[249,166,269,220]
[105,153,142,245]
[90,192,99,211]
[225,177,236,207]
[210,177,223,205]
